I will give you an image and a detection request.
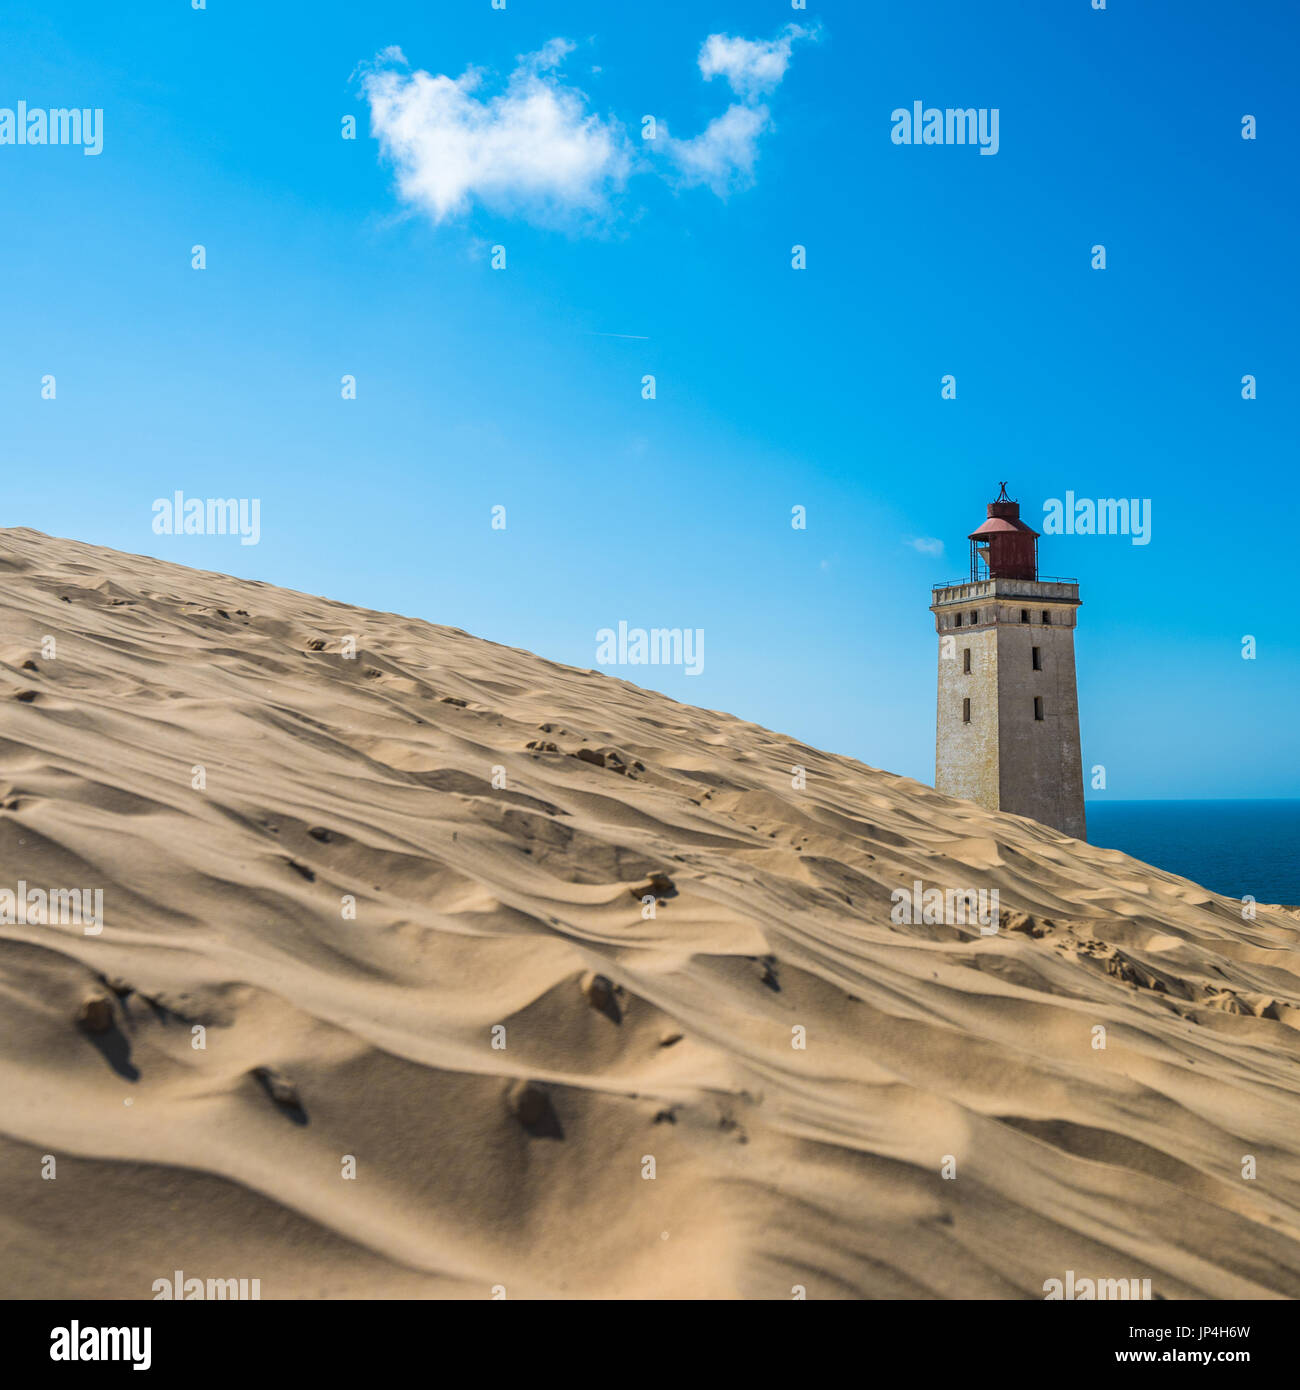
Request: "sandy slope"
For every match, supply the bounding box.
[1,526,1299,1300]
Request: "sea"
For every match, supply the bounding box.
[1086,800,1300,907]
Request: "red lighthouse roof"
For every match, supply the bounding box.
[968,513,1038,538]
[968,483,1038,579]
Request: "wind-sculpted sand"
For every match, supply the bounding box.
[2,527,1299,1300]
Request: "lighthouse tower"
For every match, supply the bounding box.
[930,484,1086,840]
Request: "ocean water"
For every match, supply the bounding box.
[1086,800,1300,907]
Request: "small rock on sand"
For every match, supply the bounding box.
[252,1066,307,1121]
[629,872,675,901]
[76,995,114,1033]
[581,972,616,1011]
[511,1081,562,1137]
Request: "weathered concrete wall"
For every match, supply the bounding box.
[932,581,1086,840]
[934,617,999,811]
[995,611,1086,840]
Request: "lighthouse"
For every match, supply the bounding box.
[930,485,1086,840]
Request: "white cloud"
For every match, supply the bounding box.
[359,42,631,225]
[522,38,577,73]
[698,24,817,99]
[360,26,819,230]
[660,104,771,194]
[908,537,946,557]
[661,24,819,193]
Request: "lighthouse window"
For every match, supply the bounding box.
[969,610,978,624]
[955,613,962,627]
[1034,696,1045,721]
[963,647,971,673]
[1020,609,1029,623]
[962,698,971,723]
[1042,610,1051,625]
[1032,646,1042,671]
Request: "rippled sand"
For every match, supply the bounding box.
[3,527,1299,1299]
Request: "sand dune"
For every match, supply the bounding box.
[2,526,1299,1299]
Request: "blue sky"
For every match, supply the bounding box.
[1,0,1297,798]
